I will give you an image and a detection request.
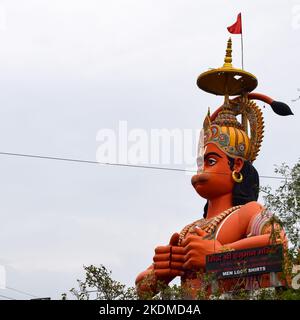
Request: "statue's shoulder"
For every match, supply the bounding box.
[238,201,264,217]
[236,201,265,232]
[240,203,278,237]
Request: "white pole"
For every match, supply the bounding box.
[241,33,244,70]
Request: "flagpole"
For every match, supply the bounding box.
[241,32,244,70]
[240,13,244,70]
[227,13,243,68]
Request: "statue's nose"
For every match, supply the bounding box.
[191,173,209,187]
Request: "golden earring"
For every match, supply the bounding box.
[232,170,243,183]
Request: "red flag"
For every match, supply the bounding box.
[227,13,242,34]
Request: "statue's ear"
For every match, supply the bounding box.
[233,157,244,172]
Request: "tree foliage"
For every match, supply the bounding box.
[262,159,300,257]
[62,265,137,300]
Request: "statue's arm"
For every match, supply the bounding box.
[135,264,179,298]
[222,233,273,251]
[222,204,287,251]
[135,265,158,298]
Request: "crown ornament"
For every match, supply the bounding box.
[198,38,264,162]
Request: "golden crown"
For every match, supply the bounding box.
[197,38,264,162]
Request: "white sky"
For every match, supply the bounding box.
[0,0,299,299]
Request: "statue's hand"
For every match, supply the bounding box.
[153,233,185,281]
[182,227,222,270]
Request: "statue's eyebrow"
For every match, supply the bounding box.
[204,152,223,160]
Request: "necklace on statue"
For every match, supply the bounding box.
[178,205,242,245]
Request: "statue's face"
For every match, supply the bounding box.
[191,143,237,199]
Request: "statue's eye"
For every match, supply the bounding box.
[206,157,217,166]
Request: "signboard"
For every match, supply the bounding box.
[206,245,283,280]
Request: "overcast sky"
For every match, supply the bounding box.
[0,0,299,300]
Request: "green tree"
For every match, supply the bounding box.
[62,265,137,300]
[262,159,300,257]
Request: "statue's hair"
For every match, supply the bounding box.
[203,156,260,218]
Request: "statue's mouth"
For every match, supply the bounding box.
[191,173,209,187]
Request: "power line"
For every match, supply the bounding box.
[0,293,16,300]
[259,175,291,181]
[6,286,38,298]
[0,151,188,172]
[0,151,292,180]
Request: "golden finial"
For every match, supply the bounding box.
[197,37,257,96]
[223,37,232,68]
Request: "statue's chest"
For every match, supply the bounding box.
[178,206,242,245]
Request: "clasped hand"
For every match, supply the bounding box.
[153,227,222,280]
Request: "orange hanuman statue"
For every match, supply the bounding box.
[135,38,293,298]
